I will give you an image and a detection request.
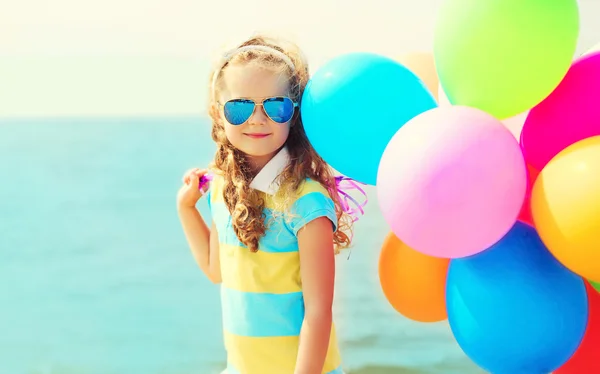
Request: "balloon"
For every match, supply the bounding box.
[521,52,600,171]
[434,0,579,119]
[592,281,600,293]
[446,222,588,373]
[377,106,526,258]
[396,52,439,100]
[378,232,449,323]
[437,83,528,140]
[555,281,600,373]
[516,164,539,226]
[301,52,437,185]
[531,136,600,282]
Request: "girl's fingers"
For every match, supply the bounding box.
[182,168,209,188]
[189,173,200,189]
[183,168,201,183]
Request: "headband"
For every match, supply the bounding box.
[210,45,296,100]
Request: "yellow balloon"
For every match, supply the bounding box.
[397,52,439,101]
[531,135,600,282]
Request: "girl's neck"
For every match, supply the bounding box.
[246,152,277,174]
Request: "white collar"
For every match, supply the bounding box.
[249,147,290,195]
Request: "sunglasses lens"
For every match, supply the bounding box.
[263,97,295,123]
[223,99,255,125]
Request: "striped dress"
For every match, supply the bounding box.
[207,175,344,374]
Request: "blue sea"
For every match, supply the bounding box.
[0,118,485,374]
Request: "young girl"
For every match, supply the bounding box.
[177,34,354,374]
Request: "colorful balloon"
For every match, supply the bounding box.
[301,52,437,185]
[592,281,600,293]
[531,136,600,282]
[377,106,526,258]
[555,281,600,373]
[434,0,579,119]
[447,222,588,373]
[378,232,449,323]
[521,52,600,171]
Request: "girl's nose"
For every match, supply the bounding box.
[248,104,269,126]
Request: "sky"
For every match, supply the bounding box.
[1,0,599,118]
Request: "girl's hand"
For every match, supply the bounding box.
[177,168,210,209]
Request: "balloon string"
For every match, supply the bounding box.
[334,175,368,222]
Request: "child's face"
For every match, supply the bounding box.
[220,64,292,168]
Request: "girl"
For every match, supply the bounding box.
[177,34,355,374]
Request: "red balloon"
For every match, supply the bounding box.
[555,281,600,373]
[517,164,539,226]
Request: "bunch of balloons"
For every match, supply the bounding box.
[301,0,600,372]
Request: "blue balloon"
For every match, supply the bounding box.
[446,222,588,374]
[301,53,437,185]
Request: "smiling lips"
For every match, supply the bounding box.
[244,133,271,139]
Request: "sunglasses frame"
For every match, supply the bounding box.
[219,96,298,126]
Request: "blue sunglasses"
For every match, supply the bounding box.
[222,96,298,126]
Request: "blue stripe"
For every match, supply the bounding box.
[210,202,300,253]
[261,209,297,252]
[327,366,345,374]
[211,192,336,252]
[221,286,305,337]
[289,192,337,235]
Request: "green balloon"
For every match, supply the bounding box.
[434,0,579,119]
[591,281,600,293]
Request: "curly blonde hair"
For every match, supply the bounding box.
[207,34,354,253]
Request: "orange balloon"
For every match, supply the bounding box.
[378,232,449,322]
[397,52,439,101]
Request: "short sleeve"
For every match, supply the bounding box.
[288,191,337,236]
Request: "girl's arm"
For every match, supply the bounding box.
[178,207,221,284]
[294,216,335,374]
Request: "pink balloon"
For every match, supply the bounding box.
[376,106,527,258]
[521,52,600,171]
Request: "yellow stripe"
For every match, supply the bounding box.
[297,179,331,197]
[264,179,332,211]
[224,326,341,374]
[220,243,301,293]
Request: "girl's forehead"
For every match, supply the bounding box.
[221,64,290,100]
